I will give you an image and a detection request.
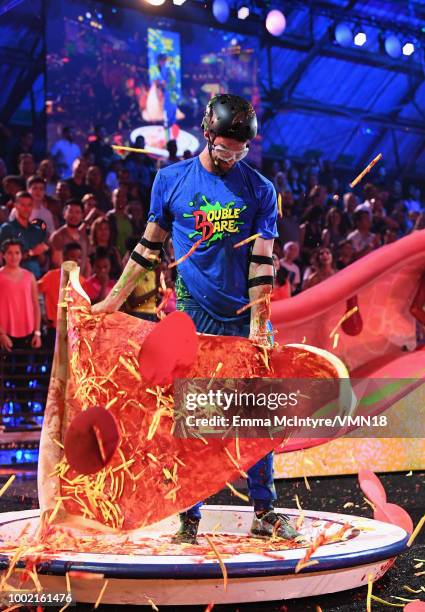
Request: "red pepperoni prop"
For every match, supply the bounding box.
[342,295,363,336]
[64,406,120,475]
[138,311,198,386]
[404,602,425,611]
[358,469,387,506]
[358,469,413,534]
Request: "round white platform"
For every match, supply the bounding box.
[0,505,408,605]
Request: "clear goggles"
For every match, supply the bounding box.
[211,143,249,162]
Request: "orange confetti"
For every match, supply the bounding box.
[94,579,109,608]
[236,296,267,315]
[349,153,382,188]
[233,233,261,248]
[169,238,203,268]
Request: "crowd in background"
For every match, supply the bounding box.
[0,125,424,353]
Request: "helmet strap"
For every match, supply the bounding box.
[207,133,219,167]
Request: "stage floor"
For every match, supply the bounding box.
[0,469,424,611]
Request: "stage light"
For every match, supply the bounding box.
[145,0,166,5]
[237,6,249,19]
[265,9,286,37]
[173,0,186,4]
[354,31,366,46]
[382,34,402,58]
[85,11,92,19]
[403,42,415,56]
[333,23,352,47]
[212,0,230,24]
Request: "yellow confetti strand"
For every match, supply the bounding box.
[146,597,159,611]
[112,144,150,154]
[225,481,249,502]
[118,355,141,381]
[94,579,109,609]
[205,534,228,591]
[105,396,119,410]
[127,338,141,351]
[0,475,15,497]
[295,559,319,573]
[233,233,261,249]
[366,573,373,612]
[349,153,383,188]
[48,497,63,524]
[333,332,340,350]
[370,594,403,607]
[277,192,282,217]
[329,306,359,339]
[235,434,240,461]
[407,514,425,547]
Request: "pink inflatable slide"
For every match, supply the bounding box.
[272,230,425,452]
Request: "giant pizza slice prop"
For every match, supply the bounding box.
[38,263,351,531]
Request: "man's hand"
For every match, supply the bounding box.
[0,333,13,352]
[91,300,117,315]
[31,334,42,349]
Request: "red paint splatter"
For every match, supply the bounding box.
[342,296,363,336]
[64,406,120,475]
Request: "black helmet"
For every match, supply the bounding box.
[201,94,257,142]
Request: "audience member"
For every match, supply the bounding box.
[50,127,81,179]
[55,180,72,210]
[83,247,115,304]
[279,241,301,294]
[124,135,155,193]
[66,158,89,201]
[85,125,115,173]
[0,239,41,352]
[106,187,133,257]
[321,207,348,255]
[1,175,24,209]
[299,205,323,265]
[80,193,103,231]
[18,153,36,183]
[303,247,336,290]
[0,191,48,278]
[38,159,58,196]
[38,241,85,346]
[89,216,121,279]
[335,239,355,270]
[277,191,300,245]
[347,209,380,259]
[49,200,90,276]
[9,176,55,236]
[86,165,111,212]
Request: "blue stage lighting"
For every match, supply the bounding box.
[213,0,230,24]
[402,42,415,56]
[383,34,402,58]
[334,23,353,48]
[354,31,366,46]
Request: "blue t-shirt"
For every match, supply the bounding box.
[0,219,46,278]
[148,157,278,321]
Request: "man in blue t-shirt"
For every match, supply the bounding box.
[93,94,302,544]
[0,191,48,279]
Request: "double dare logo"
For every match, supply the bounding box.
[186,195,246,245]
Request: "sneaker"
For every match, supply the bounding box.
[172,516,200,544]
[250,510,303,541]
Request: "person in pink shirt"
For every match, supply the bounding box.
[83,247,115,304]
[0,239,41,351]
